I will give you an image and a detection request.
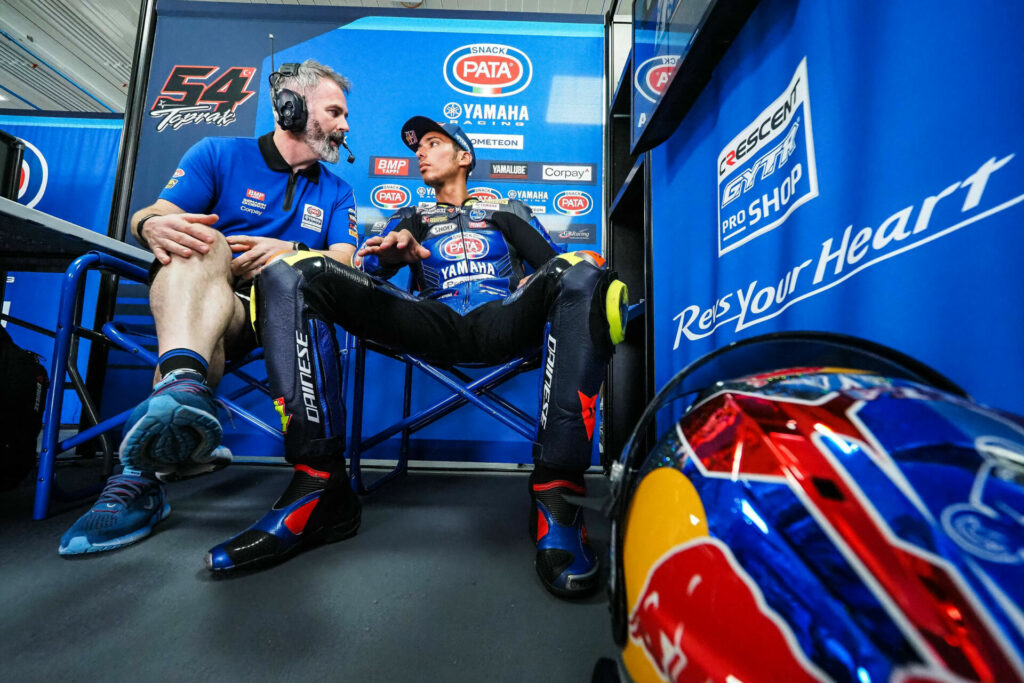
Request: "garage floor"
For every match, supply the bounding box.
[0,462,618,682]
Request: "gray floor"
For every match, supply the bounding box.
[0,462,617,682]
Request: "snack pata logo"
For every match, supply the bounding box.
[150,65,257,132]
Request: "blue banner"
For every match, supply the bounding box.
[649,0,1024,417]
[0,113,122,424]
[125,5,604,463]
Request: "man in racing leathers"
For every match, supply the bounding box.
[209,116,627,598]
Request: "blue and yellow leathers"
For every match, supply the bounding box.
[254,198,626,474]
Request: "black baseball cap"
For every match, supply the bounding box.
[401,116,476,172]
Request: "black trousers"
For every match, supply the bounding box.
[255,255,615,473]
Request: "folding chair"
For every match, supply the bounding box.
[33,250,286,520]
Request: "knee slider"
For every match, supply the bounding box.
[557,261,628,347]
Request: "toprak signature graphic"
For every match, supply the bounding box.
[443,44,533,97]
[150,65,257,132]
[717,57,818,256]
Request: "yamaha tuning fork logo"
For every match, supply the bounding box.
[443,44,533,97]
[716,57,818,256]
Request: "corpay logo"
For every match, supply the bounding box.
[443,44,533,97]
[717,57,818,256]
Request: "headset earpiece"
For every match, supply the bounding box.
[270,63,307,133]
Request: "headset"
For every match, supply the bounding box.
[267,37,355,163]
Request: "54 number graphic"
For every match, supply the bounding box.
[150,65,256,132]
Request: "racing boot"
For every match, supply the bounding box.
[529,469,599,598]
[206,462,360,572]
[120,369,226,472]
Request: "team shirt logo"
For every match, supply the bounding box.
[301,203,323,232]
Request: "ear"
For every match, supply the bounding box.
[457,150,472,169]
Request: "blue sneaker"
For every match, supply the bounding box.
[206,465,361,572]
[58,469,170,555]
[530,478,600,598]
[120,370,223,472]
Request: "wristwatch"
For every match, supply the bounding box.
[136,214,160,250]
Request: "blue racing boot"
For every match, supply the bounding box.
[530,475,600,598]
[206,464,361,572]
[120,370,225,472]
[58,468,170,555]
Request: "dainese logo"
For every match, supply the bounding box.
[443,44,532,97]
[370,184,411,210]
[440,232,489,260]
[553,190,592,216]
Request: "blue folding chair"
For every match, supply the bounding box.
[34,250,286,520]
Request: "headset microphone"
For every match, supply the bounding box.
[340,133,355,164]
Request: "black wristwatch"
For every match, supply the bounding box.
[292,241,310,251]
[136,214,159,250]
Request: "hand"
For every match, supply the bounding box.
[357,229,430,265]
[226,235,295,280]
[141,213,219,265]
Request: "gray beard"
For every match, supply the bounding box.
[305,120,340,164]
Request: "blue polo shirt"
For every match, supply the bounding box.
[159,133,357,249]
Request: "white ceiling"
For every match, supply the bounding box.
[0,0,613,114]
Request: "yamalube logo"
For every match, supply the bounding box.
[717,57,818,256]
[444,44,533,97]
[370,184,411,210]
[554,190,593,216]
[634,55,678,103]
[150,65,256,132]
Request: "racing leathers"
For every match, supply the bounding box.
[254,197,623,474]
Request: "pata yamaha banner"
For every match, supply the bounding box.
[127,3,603,462]
[650,0,1024,415]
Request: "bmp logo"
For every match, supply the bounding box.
[372,157,410,176]
[17,139,47,208]
[717,57,818,256]
[554,190,593,216]
[444,44,533,97]
[634,55,678,103]
[468,186,502,201]
[370,184,411,210]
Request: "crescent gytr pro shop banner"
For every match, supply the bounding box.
[650,0,1024,415]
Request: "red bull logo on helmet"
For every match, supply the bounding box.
[370,183,411,210]
[439,232,489,261]
[554,190,593,216]
[17,139,48,209]
[444,44,533,97]
[629,537,823,682]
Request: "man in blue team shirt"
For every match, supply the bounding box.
[59,59,359,556]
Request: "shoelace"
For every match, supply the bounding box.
[95,474,153,508]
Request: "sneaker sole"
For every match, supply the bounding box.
[58,502,171,556]
[120,396,223,471]
[155,446,233,483]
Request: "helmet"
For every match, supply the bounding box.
[605,332,1024,683]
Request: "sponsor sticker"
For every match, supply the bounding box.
[150,65,256,132]
[634,55,679,103]
[469,209,486,221]
[371,157,411,177]
[542,163,594,183]
[430,222,457,236]
[490,161,529,179]
[469,202,500,211]
[301,203,324,232]
[547,224,595,244]
[717,57,818,256]
[17,139,47,208]
[165,179,178,189]
[468,133,524,150]
[468,187,502,201]
[439,232,490,260]
[553,190,593,216]
[444,101,530,128]
[246,188,265,201]
[370,183,411,210]
[443,44,533,97]
[173,168,185,178]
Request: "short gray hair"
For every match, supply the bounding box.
[271,59,351,107]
